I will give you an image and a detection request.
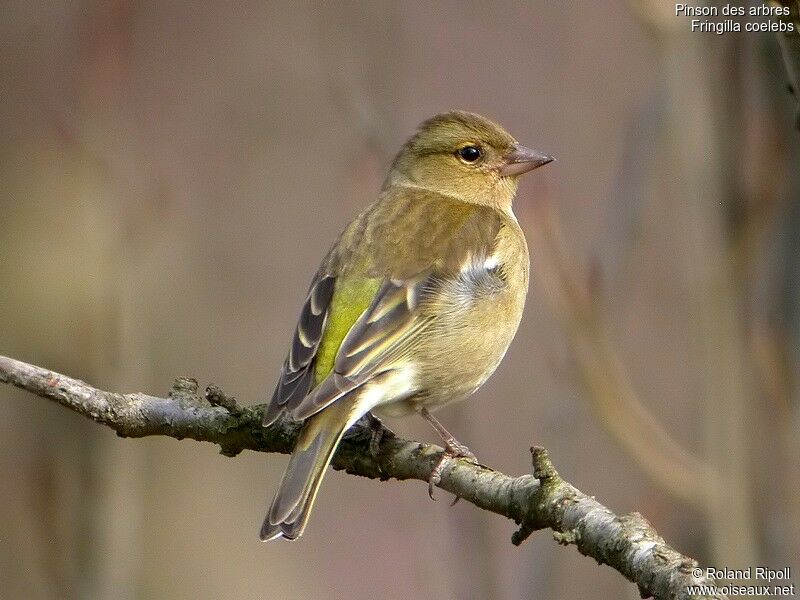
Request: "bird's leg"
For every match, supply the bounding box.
[348,411,394,457]
[420,408,476,501]
[364,411,392,457]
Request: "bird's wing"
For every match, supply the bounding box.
[290,273,434,420]
[262,273,336,425]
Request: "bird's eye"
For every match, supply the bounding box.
[457,145,482,163]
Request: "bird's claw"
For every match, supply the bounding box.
[369,428,383,457]
[348,412,394,457]
[427,442,477,502]
[365,412,393,457]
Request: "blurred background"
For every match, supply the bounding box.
[1,1,798,598]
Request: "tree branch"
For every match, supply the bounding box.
[0,355,725,600]
[776,0,800,128]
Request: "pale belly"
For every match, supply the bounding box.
[372,275,526,418]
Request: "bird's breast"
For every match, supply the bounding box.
[384,242,528,417]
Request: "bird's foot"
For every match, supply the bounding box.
[420,408,476,502]
[365,412,391,457]
[428,440,476,502]
[348,412,394,457]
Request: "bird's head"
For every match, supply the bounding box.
[385,111,553,208]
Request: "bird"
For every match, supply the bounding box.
[260,111,553,541]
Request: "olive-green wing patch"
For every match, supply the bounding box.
[292,275,432,421]
[312,276,382,386]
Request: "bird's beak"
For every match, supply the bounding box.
[498,144,554,177]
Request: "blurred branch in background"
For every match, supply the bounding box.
[774,0,800,127]
[67,1,179,597]
[0,355,728,600]
[770,179,800,561]
[527,0,800,573]
[596,84,667,312]
[527,198,712,508]
[646,8,762,569]
[517,4,718,516]
[504,0,717,519]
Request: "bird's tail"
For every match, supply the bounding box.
[260,397,361,541]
